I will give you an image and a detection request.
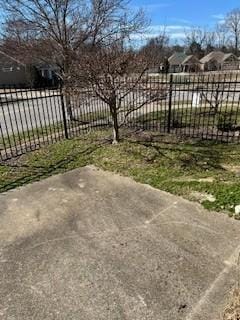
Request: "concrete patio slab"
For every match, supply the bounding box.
[0,166,239,320]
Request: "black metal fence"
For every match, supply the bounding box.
[1,73,240,161]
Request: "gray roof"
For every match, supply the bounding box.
[181,55,202,65]
[0,50,59,71]
[222,53,236,62]
[0,50,25,67]
[168,52,187,65]
[200,51,238,64]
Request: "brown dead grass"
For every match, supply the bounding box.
[223,289,240,320]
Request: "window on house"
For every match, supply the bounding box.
[43,70,49,78]
[2,67,13,72]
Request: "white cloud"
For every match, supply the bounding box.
[143,2,173,10]
[131,2,173,13]
[212,14,225,20]
[149,24,190,32]
[169,18,191,24]
[166,25,191,31]
[131,24,188,43]
[170,32,186,39]
[146,24,190,38]
[212,13,225,24]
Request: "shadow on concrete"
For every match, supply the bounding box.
[0,145,99,193]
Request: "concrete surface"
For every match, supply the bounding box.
[0,166,240,320]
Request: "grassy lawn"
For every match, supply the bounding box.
[0,129,240,217]
[1,104,239,151]
[135,105,240,129]
[74,110,110,123]
[0,122,65,150]
[0,110,110,150]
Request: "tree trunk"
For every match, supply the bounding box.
[65,93,73,121]
[110,102,120,144]
[63,55,73,121]
[112,117,120,144]
[235,32,239,55]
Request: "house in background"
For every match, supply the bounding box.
[168,52,187,73]
[222,53,240,70]
[0,50,29,87]
[168,52,202,73]
[181,55,202,72]
[200,51,239,71]
[35,62,59,86]
[0,50,58,87]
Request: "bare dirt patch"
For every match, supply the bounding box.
[222,165,240,177]
[189,191,216,203]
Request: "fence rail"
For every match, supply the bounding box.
[1,73,240,161]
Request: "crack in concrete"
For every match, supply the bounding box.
[185,244,240,320]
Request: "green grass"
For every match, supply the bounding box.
[75,110,110,123]
[135,105,240,129]
[0,110,110,150]
[1,129,239,217]
[2,104,238,151]
[0,122,65,149]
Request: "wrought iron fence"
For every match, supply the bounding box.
[0,73,240,161]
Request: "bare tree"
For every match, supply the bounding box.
[140,27,170,66]
[1,19,44,67]
[1,0,140,77]
[184,27,206,57]
[2,19,35,43]
[203,31,216,53]
[215,23,230,50]
[72,40,167,144]
[185,27,206,46]
[225,8,240,54]
[0,0,145,118]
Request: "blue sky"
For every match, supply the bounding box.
[131,0,240,42]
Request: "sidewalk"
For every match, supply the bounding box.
[0,166,239,319]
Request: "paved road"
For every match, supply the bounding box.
[0,166,240,319]
[0,93,108,138]
[0,95,63,138]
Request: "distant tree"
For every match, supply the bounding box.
[203,31,216,53]
[163,57,169,74]
[171,43,185,53]
[185,27,218,56]
[185,27,206,46]
[187,41,204,58]
[184,27,206,57]
[1,19,47,66]
[140,28,170,65]
[225,8,240,54]
[215,24,230,51]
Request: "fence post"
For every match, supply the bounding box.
[60,85,69,139]
[167,74,173,133]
